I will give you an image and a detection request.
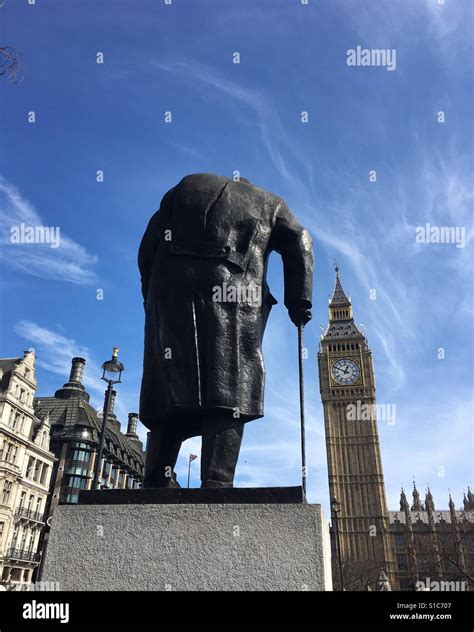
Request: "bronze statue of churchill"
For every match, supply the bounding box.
[139,173,313,488]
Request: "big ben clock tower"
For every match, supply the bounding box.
[318,265,396,590]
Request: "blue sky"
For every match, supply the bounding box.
[1,0,472,516]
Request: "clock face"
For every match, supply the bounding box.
[331,358,361,385]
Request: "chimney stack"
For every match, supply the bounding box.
[55,356,89,401]
[126,413,139,438]
[107,390,117,417]
[69,357,86,384]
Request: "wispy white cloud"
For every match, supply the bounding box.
[14,320,102,398]
[0,177,98,285]
[13,320,137,434]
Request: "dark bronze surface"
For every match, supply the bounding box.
[138,173,314,488]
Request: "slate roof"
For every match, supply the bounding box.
[34,395,145,473]
[322,270,365,341]
[329,272,351,308]
[322,320,365,341]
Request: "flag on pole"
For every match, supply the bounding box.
[187,453,198,488]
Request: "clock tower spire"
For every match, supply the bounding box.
[318,266,396,590]
[329,262,356,325]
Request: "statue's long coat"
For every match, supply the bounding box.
[138,174,313,429]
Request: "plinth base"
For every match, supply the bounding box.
[42,489,332,591]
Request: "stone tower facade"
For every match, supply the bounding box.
[317,266,396,590]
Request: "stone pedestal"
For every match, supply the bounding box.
[41,488,332,591]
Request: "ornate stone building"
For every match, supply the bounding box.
[34,357,145,509]
[391,484,473,590]
[318,267,396,590]
[0,351,56,589]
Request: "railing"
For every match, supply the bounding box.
[14,507,45,523]
[4,548,40,562]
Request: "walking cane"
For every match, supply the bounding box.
[297,323,307,501]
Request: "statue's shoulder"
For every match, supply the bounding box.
[173,173,281,207]
[176,173,229,189]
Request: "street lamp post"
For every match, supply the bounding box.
[331,496,345,591]
[92,347,124,490]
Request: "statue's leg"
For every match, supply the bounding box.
[200,410,245,488]
[143,422,182,488]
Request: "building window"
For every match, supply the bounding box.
[75,426,92,440]
[26,456,35,479]
[69,447,91,462]
[10,411,21,431]
[27,529,36,554]
[395,533,406,548]
[63,493,80,504]
[66,465,88,476]
[66,444,92,481]
[1,480,13,505]
[110,466,119,487]
[2,442,17,465]
[40,464,49,485]
[11,526,19,548]
[61,473,89,504]
[397,553,408,571]
[64,476,87,489]
[20,528,28,550]
[100,461,112,488]
[2,442,11,462]
[0,521,4,547]
[34,460,42,481]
